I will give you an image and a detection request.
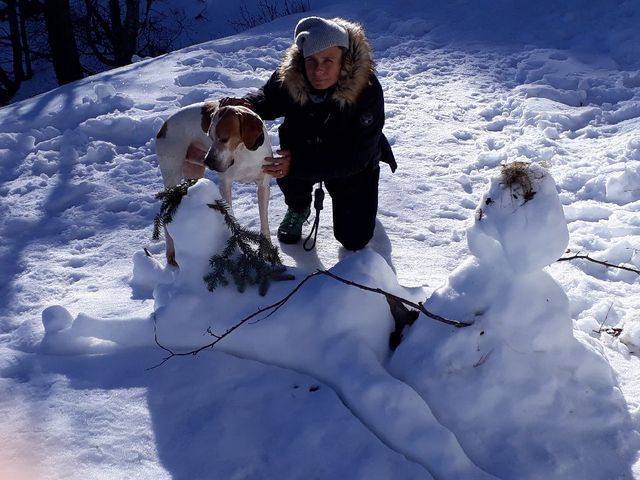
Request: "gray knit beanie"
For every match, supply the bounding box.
[294,17,350,58]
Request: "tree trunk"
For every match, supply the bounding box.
[0,67,19,105]
[109,0,140,66]
[108,0,124,54]
[85,0,140,67]
[6,0,25,82]
[122,0,140,63]
[18,0,32,78]
[43,0,84,85]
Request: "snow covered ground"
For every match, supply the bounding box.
[1,0,640,478]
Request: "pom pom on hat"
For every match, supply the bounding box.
[294,17,349,58]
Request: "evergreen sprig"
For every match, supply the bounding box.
[152,179,198,240]
[205,200,294,296]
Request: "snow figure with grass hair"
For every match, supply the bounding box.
[390,161,637,480]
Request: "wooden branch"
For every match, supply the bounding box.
[557,253,640,274]
[148,269,469,369]
[316,270,471,328]
[148,271,324,369]
[148,247,639,369]
[595,303,614,334]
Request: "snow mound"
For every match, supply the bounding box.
[129,251,173,299]
[151,179,495,478]
[42,179,496,478]
[41,305,74,333]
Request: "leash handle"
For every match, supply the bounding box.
[303,182,324,251]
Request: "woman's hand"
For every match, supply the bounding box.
[263,150,291,179]
[219,97,254,110]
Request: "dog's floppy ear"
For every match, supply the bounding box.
[238,110,265,151]
[201,101,219,134]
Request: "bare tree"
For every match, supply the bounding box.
[6,0,24,80]
[229,0,310,32]
[83,0,140,67]
[17,0,32,78]
[0,0,36,103]
[0,0,187,103]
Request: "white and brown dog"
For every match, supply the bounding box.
[155,101,272,265]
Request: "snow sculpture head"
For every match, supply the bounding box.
[423,161,573,347]
[467,162,569,274]
[166,179,230,289]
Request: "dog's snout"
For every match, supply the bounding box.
[203,152,218,170]
[204,150,234,172]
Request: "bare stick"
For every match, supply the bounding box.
[316,270,471,328]
[557,253,640,274]
[148,269,469,369]
[147,271,324,370]
[594,303,614,334]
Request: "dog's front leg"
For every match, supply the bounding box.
[257,179,271,240]
[165,226,178,266]
[221,179,233,209]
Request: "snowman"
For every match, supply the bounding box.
[389,161,634,479]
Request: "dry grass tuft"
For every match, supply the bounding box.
[501,161,538,202]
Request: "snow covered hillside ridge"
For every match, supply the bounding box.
[1,0,640,478]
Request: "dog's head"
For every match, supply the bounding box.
[203,105,265,172]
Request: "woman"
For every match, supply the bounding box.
[223,16,395,250]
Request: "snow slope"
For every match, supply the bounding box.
[1,0,640,478]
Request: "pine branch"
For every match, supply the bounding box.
[148,269,470,369]
[204,200,291,296]
[152,179,198,240]
[557,253,640,274]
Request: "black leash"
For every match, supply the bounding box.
[303,182,324,251]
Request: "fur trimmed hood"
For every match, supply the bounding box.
[278,18,374,108]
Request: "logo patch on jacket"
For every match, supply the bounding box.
[360,112,374,127]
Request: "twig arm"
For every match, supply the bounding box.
[317,270,471,328]
[148,269,469,369]
[147,271,323,369]
[557,253,640,274]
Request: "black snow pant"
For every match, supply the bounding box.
[277,164,380,251]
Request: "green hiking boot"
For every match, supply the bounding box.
[277,206,311,244]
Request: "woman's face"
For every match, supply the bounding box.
[304,46,344,90]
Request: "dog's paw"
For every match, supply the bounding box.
[167,253,178,267]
